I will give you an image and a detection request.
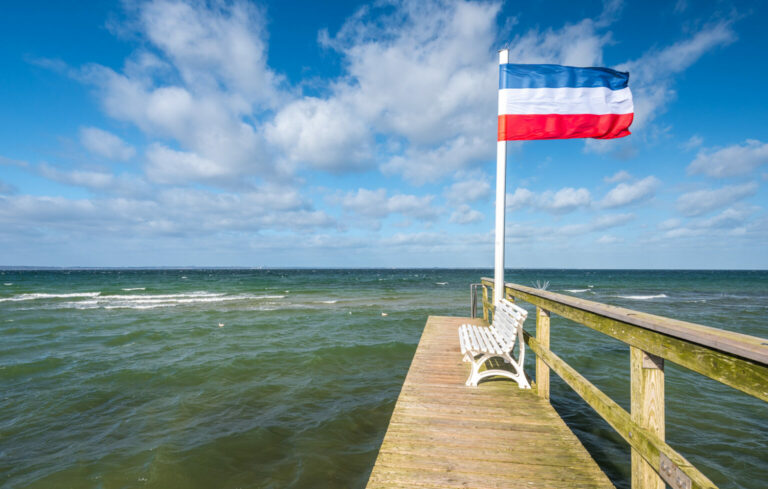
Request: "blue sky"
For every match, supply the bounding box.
[1,0,767,268]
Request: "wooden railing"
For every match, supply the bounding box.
[480,278,768,489]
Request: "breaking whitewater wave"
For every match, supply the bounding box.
[121,287,146,291]
[2,291,288,309]
[564,288,590,293]
[0,292,102,302]
[614,293,668,300]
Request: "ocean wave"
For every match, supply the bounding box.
[435,282,448,285]
[564,289,589,293]
[5,291,287,309]
[0,292,101,302]
[121,287,145,291]
[3,283,12,286]
[315,300,338,304]
[615,294,668,300]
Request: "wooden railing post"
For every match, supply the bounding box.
[481,285,489,321]
[630,347,665,489]
[536,307,551,400]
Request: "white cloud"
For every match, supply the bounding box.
[604,170,632,183]
[383,136,492,184]
[558,213,634,235]
[139,0,281,106]
[80,0,282,185]
[687,139,768,178]
[676,182,758,217]
[265,97,372,172]
[450,204,484,224]
[600,176,659,208]
[276,0,616,183]
[543,187,592,213]
[37,163,150,197]
[697,207,752,229]
[337,188,439,221]
[506,18,609,66]
[0,185,335,239]
[145,144,231,184]
[506,187,536,210]
[660,207,754,239]
[682,135,703,151]
[658,218,681,230]
[597,234,622,244]
[80,127,136,161]
[507,186,592,214]
[444,177,491,205]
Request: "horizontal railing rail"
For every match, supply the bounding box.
[480,278,768,489]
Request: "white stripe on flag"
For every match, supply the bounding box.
[498,87,633,115]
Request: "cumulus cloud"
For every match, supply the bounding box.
[337,188,439,222]
[600,176,659,208]
[450,204,484,224]
[661,207,754,239]
[687,139,768,178]
[80,0,283,184]
[506,17,609,67]
[37,163,150,197]
[444,175,492,205]
[80,127,136,161]
[272,0,619,183]
[145,144,231,184]
[507,186,591,213]
[383,136,493,185]
[676,182,758,217]
[0,185,334,239]
[265,97,372,173]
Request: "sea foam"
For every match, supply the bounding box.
[3,291,286,309]
[615,294,668,300]
[0,292,101,302]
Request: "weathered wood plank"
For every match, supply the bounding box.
[365,315,615,489]
[484,278,768,365]
[523,332,717,489]
[537,306,551,400]
[483,279,768,401]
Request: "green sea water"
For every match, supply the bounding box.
[1,269,766,488]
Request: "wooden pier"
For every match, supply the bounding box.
[365,315,614,489]
[366,281,768,489]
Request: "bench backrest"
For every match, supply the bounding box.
[491,299,528,350]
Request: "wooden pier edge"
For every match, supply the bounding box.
[482,279,768,489]
[365,316,615,489]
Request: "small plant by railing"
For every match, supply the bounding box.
[480,278,768,489]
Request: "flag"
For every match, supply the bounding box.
[498,64,633,141]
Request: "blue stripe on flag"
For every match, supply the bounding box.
[500,64,629,90]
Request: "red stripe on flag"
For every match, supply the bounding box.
[498,113,633,141]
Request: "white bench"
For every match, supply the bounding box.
[458,298,531,388]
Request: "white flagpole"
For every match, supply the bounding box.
[494,49,509,307]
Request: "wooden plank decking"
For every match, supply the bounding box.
[365,315,615,489]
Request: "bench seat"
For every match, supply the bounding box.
[459,298,530,388]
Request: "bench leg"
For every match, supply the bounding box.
[466,352,531,389]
